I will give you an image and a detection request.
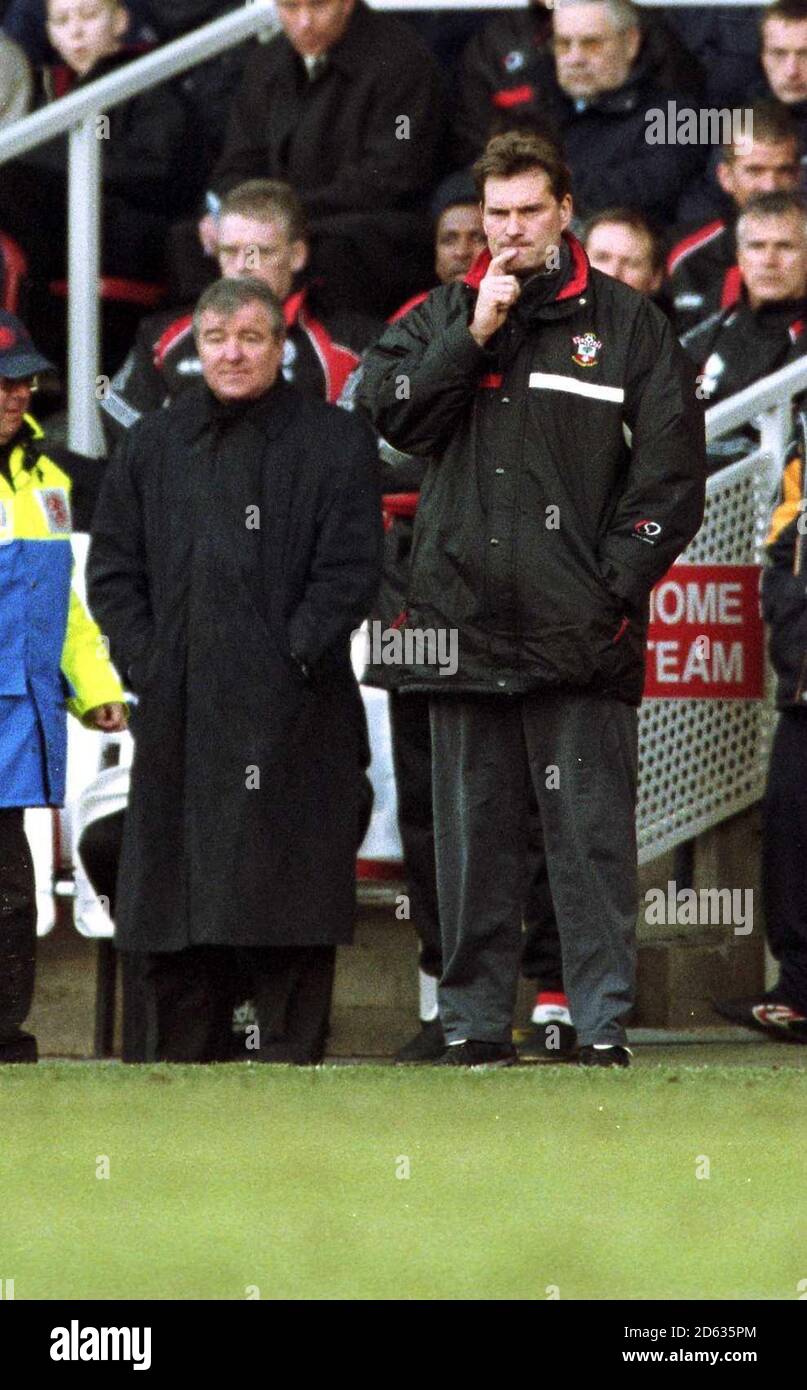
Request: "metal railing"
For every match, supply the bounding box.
[706,355,807,497]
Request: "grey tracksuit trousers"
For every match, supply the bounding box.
[429,691,638,1048]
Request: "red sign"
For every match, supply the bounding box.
[643,564,764,699]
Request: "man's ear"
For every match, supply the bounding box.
[113,4,130,42]
[559,194,573,231]
[625,24,641,68]
[290,239,309,276]
[716,159,735,198]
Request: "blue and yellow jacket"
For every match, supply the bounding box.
[762,418,807,709]
[0,415,124,807]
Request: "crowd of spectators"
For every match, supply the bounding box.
[1,0,807,381]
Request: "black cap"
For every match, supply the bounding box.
[430,171,479,224]
[0,311,54,378]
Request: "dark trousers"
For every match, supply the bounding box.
[388,691,564,991]
[430,693,639,1048]
[0,807,38,1061]
[79,810,150,1063]
[762,710,807,1010]
[140,944,337,1064]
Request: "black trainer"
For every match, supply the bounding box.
[578,1044,632,1068]
[436,1040,518,1068]
[394,1019,446,1064]
[517,1019,578,1062]
[712,994,807,1043]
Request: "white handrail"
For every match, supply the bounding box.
[706,356,807,498]
[706,356,807,440]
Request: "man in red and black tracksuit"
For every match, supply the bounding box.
[713,416,807,1044]
[681,191,807,471]
[667,100,801,337]
[102,179,381,442]
[359,132,705,1068]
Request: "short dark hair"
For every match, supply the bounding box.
[219,179,308,243]
[582,207,664,274]
[720,99,800,162]
[473,130,572,204]
[192,277,286,340]
[761,1,807,37]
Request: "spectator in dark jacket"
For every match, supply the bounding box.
[198,0,443,316]
[0,0,190,285]
[669,101,802,335]
[473,0,704,228]
[450,0,702,170]
[713,425,807,1043]
[681,191,807,470]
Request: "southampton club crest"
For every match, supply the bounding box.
[571,332,602,368]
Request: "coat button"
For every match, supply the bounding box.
[502,396,510,403]
[579,297,587,305]
[490,537,499,545]
[495,467,505,475]
[497,679,506,688]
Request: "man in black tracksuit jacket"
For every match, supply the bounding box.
[359,132,705,1067]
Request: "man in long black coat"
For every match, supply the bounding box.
[87,276,382,1063]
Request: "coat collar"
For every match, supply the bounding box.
[464,231,589,301]
[275,0,375,82]
[179,378,301,446]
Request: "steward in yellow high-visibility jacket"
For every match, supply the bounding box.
[0,310,126,1062]
[0,413,126,805]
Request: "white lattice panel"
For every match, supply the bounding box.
[637,451,778,864]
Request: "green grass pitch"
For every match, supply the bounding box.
[0,1062,804,1301]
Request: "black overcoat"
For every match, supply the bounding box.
[87,380,382,952]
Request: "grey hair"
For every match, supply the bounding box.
[552,0,639,34]
[192,277,286,341]
[736,190,807,243]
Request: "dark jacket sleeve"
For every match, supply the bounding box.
[86,426,156,692]
[287,409,383,670]
[598,299,706,611]
[101,318,168,444]
[357,288,489,457]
